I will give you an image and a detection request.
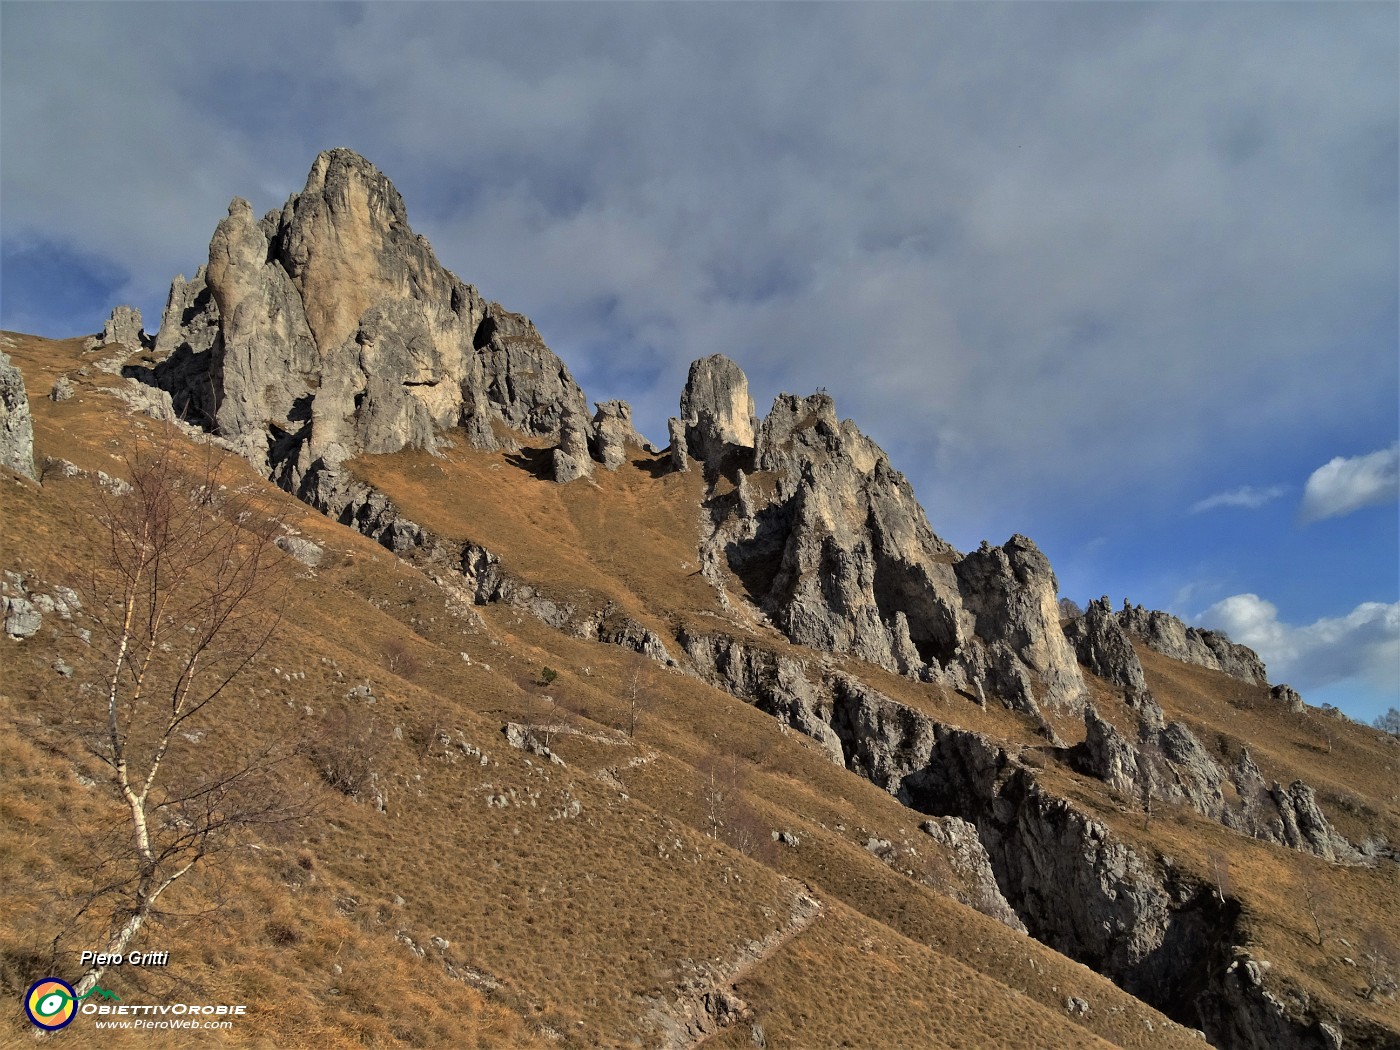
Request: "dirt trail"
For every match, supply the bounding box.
[650,883,824,1049]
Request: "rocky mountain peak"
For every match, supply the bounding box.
[141,149,588,484]
[676,353,757,470]
[682,358,1085,712]
[271,148,445,354]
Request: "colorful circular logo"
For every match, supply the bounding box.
[24,978,78,1030]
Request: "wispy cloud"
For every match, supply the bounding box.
[1300,444,1399,523]
[1199,593,1400,693]
[1189,485,1288,514]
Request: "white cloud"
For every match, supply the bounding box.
[1199,593,1400,693]
[1300,445,1399,523]
[1189,485,1288,514]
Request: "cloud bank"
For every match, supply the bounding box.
[3,3,1396,542]
[1189,485,1288,514]
[1199,593,1400,694]
[1300,445,1399,523]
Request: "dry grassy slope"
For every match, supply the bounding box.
[0,331,1391,1047]
[0,332,1203,1050]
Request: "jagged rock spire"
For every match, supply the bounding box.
[692,360,1086,711]
[146,148,589,481]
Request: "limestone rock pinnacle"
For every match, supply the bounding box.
[0,350,36,480]
[679,354,757,470]
[142,149,588,484]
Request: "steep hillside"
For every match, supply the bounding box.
[2,149,1396,1049]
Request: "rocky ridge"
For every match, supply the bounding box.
[82,148,1388,1050]
[1117,601,1268,685]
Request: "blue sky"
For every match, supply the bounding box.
[3,2,1396,722]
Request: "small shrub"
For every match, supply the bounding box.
[306,706,386,799]
[538,667,559,687]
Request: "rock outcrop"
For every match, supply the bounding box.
[1118,602,1268,685]
[956,537,1086,710]
[678,354,756,471]
[1064,596,1147,695]
[1270,684,1305,713]
[589,400,641,471]
[86,305,151,351]
[1070,701,1360,863]
[684,368,1084,711]
[144,149,589,483]
[0,350,36,480]
[551,410,594,484]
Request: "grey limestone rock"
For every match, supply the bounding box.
[49,375,74,402]
[1270,684,1305,713]
[667,417,689,472]
[1076,705,1142,796]
[86,305,150,351]
[3,596,42,639]
[680,355,756,470]
[0,351,36,480]
[687,366,1086,712]
[276,535,324,567]
[918,815,1027,932]
[1064,596,1148,695]
[502,722,565,766]
[677,628,845,765]
[144,149,588,485]
[1118,602,1268,685]
[1272,781,1360,864]
[719,388,967,681]
[956,536,1086,710]
[551,410,594,484]
[589,400,640,471]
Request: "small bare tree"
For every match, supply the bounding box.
[624,667,655,741]
[1360,929,1398,1001]
[380,636,420,680]
[62,428,295,996]
[698,751,756,844]
[1206,849,1232,903]
[1301,882,1329,947]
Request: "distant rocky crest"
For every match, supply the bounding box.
[125,149,1280,718]
[1116,602,1268,684]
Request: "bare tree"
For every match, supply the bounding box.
[380,636,420,680]
[1206,849,1232,904]
[624,667,655,741]
[63,429,295,996]
[1301,883,1328,947]
[1360,929,1398,1001]
[697,751,758,845]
